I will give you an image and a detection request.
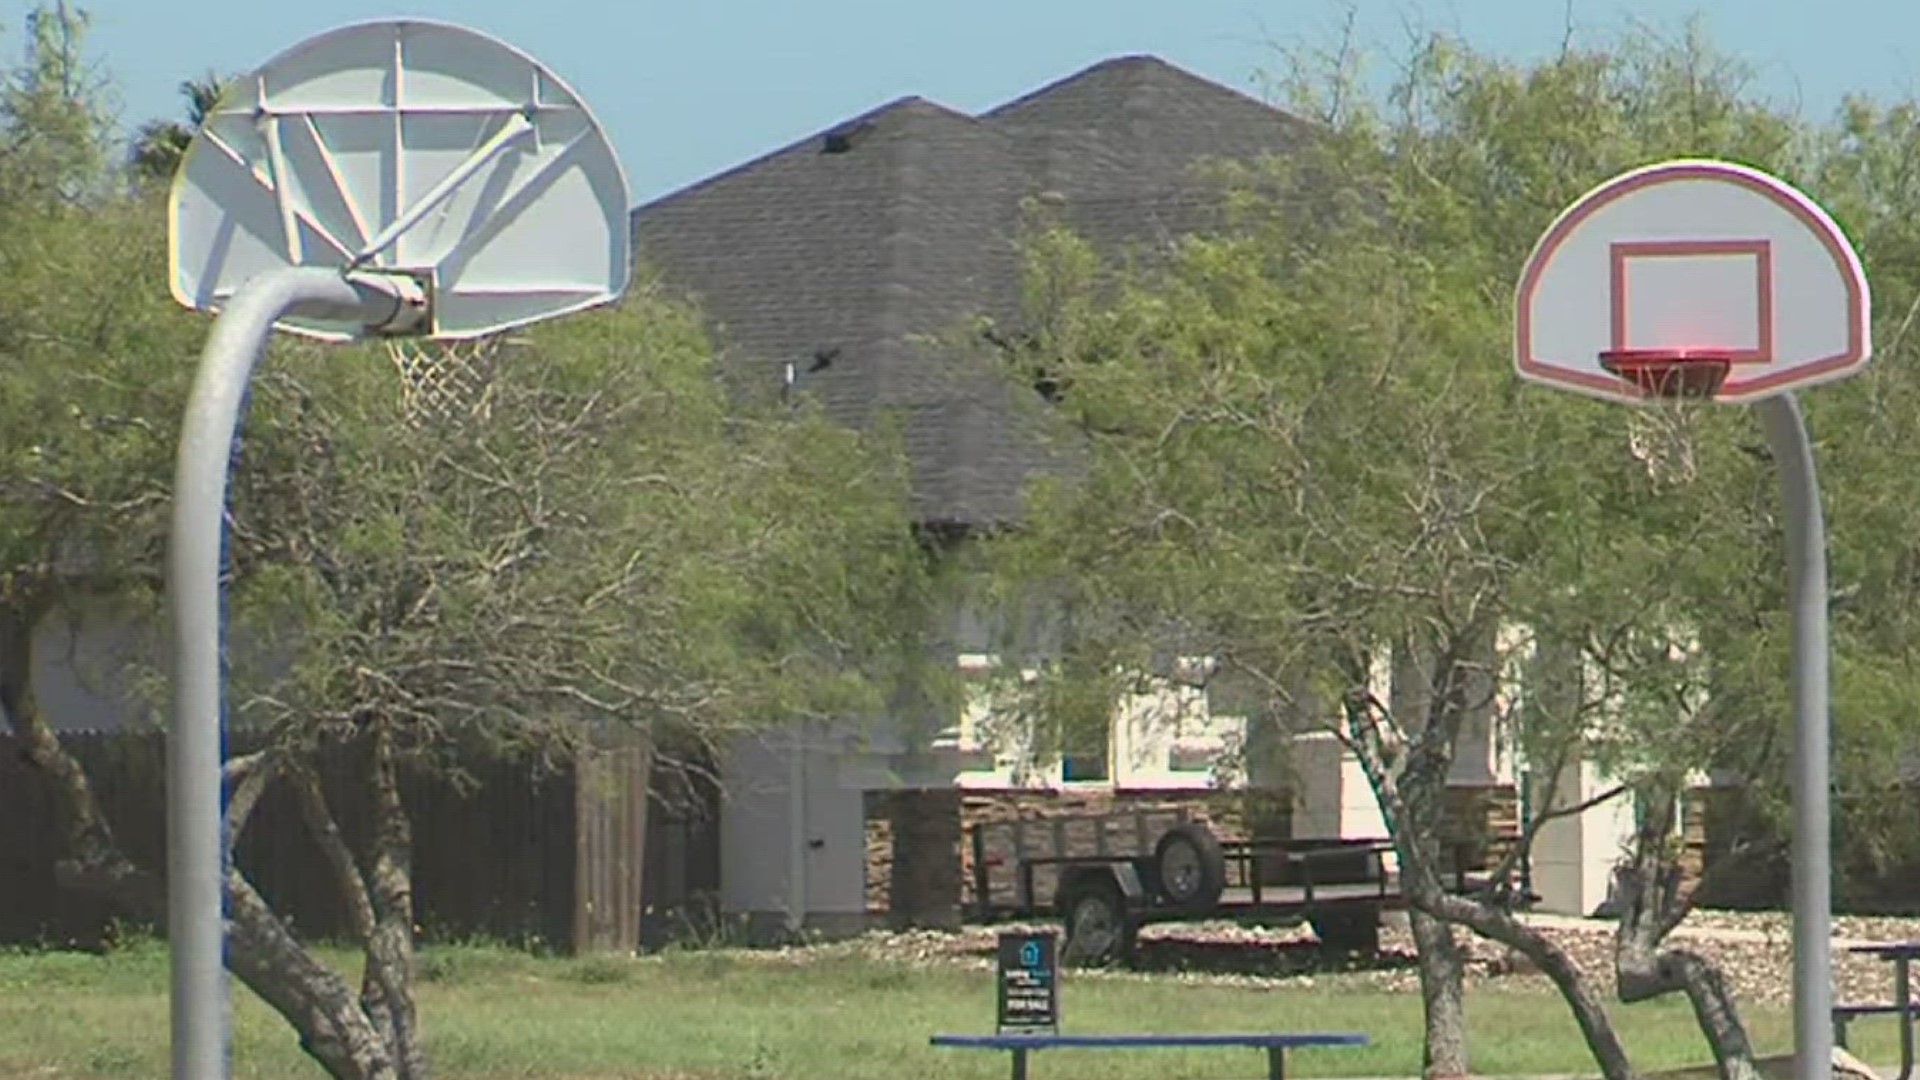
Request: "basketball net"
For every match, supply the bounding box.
[1600,352,1727,491]
[1625,399,1703,488]
[386,334,504,428]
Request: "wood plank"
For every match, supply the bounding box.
[1211,882,1399,907]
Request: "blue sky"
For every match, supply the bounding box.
[75,0,1920,207]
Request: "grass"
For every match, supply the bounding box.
[0,939,1904,1080]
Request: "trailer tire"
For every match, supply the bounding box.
[1152,822,1227,913]
[1310,906,1382,954]
[1060,877,1132,968]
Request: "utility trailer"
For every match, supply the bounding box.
[966,808,1500,967]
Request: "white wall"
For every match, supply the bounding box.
[23,598,301,736]
[1287,731,1391,843]
[940,654,1244,790]
[1112,666,1241,789]
[1528,752,1639,916]
[718,729,868,931]
[28,604,153,733]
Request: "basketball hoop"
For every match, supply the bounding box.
[163,18,633,1076]
[1598,348,1733,400]
[1516,159,1874,1077]
[386,334,506,427]
[1599,349,1732,487]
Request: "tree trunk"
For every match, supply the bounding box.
[226,868,402,1080]
[0,607,161,922]
[1418,885,1637,1080]
[1361,732,1636,1080]
[290,761,412,1080]
[1615,780,1761,1080]
[1355,636,1638,1080]
[1618,941,1761,1080]
[3,607,411,1080]
[1337,666,1476,1080]
[1409,908,1471,1079]
[364,725,428,1080]
[1384,769,1635,1080]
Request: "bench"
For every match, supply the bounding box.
[1833,941,1919,1080]
[929,1031,1370,1080]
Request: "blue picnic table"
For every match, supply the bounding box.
[931,1030,1371,1080]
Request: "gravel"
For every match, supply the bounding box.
[762,909,1920,1010]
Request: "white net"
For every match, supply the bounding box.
[1625,401,1704,489]
[386,335,505,427]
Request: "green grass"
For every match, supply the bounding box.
[0,940,1901,1080]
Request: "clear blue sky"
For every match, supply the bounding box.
[74,0,1920,207]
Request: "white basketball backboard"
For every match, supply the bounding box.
[1514,159,1870,405]
[168,19,631,342]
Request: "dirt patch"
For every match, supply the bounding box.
[803,909,1920,1010]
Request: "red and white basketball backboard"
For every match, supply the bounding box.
[1514,159,1871,405]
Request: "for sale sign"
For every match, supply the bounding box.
[995,931,1059,1034]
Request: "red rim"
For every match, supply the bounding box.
[1598,349,1733,399]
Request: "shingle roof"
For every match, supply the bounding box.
[630,55,1313,529]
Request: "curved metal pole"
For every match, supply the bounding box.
[168,268,406,1080]
[1757,393,1832,1080]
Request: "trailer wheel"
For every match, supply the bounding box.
[1060,878,1132,968]
[1310,907,1382,954]
[1152,822,1227,913]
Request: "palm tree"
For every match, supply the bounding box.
[129,72,228,183]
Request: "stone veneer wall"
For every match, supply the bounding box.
[1438,785,1520,871]
[1682,783,1920,914]
[869,789,965,928]
[1685,785,1782,909]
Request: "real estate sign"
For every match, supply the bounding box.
[995,931,1060,1034]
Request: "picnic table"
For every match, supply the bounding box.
[930,1031,1370,1080]
[1834,941,1920,1080]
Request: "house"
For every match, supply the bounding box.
[629,55,1647,939]
[0,56,1649,953]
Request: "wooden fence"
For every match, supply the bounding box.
[0,729,718,953]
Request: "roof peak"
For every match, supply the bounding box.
[636,94,970,210]
[981,53,1277,122]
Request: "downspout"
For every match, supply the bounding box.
[787,723,807,937]
[780,359,806,940]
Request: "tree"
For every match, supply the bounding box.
[2,18,942,1080]
[127,71,228,183]
[0,1,109,202]
[975,20,1920,1080]
[5,237,940,1080]
[209,294,936,1080]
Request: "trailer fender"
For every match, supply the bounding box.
[1055,860,1147,914]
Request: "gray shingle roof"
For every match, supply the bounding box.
[630,55,1313,529]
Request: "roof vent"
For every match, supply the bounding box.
[821,120,874,154]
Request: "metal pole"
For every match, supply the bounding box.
[169,267,410,1080]
[1895,955,1912,1080]
[1756,393,1832,1080]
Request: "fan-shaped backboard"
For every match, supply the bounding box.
[169,19,631,341]
[1515,159,1870,405]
